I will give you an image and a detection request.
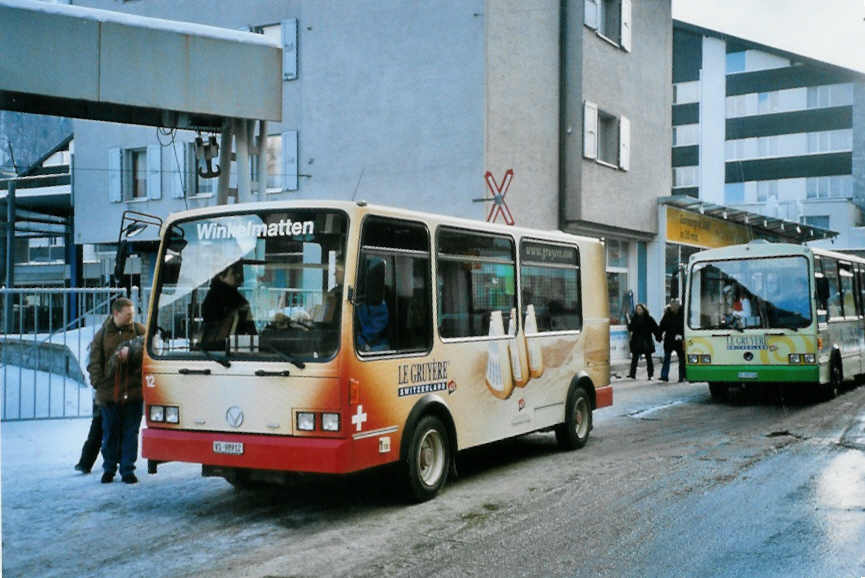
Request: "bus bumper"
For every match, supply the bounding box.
[595,384,613,409]
[142,427,356,474]
[686,364,819,383]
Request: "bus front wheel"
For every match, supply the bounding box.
[708,382,728,401]
[555,386,591,450]
[823,361,842,400]
[404,415,451,502]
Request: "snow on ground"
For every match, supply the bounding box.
[1,417,232,577]
[1,366,93,420]
[2,325,99,420]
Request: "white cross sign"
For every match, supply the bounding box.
[352,404,367,432]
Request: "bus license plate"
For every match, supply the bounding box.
[213,441,244,455]
[738,371,758,379]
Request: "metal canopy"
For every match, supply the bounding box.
[659,194,838,244]
[0,0,282,130]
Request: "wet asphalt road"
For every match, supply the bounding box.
[5,368,865,576]
[207,371,865,577]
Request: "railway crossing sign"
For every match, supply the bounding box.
[474,169,515,225]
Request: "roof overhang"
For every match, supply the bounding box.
[0,0,282,130]
[659,195,838,244]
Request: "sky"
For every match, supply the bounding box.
[673,0,865,75]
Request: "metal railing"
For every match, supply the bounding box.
[0,287,142,421]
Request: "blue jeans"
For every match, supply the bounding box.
[101,401,143,477]
[661,345,685,381]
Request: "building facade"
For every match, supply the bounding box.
[64,0,672,359]
[672,21,865,256]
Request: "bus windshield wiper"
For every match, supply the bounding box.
[259,342,306,369]
[198,347,231,368]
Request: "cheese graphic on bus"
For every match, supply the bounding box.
[525,304,545,378]
[507,307,529,387]
[485,310,514,399]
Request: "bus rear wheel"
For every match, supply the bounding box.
[555,386,591,450]
[404,415,451,502]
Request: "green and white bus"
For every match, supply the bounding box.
[684,240,865,400]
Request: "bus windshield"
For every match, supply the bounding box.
[150,209,348,362]
[688,255,811,330]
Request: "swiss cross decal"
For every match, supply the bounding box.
[475,169,516,225]
[352,404,368,432]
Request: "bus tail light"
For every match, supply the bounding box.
[322,412,340,432]
[788,353,801,364]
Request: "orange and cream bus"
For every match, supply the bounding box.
[142,201,611,500]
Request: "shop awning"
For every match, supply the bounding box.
[659,195,838,244]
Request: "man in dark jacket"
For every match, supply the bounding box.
[87,297,145,484]
[656,299,685,382]
[200,263,256,350]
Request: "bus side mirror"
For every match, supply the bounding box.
[815,277,830,303]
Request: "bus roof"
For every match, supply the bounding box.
[161,199,602,247]
[688,240,865,265]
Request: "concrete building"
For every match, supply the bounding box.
[671,21,865,259]
[54,0,673,360]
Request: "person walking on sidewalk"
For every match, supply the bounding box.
[656,299,685,382]
[627,303,658,380]
[87,298,145,484]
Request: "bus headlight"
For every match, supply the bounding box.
[688,354,699,364]
[700,354,711,364]
[165,406,180,424]
[803,353,816,364]
[149,405,179,423]
[322,412,340,432]
[788,353,801,364]
[297,412,315,431]
[149,405,164,422]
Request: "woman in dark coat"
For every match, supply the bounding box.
[627,303,658,380]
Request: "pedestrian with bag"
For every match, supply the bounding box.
[656,298,685,382]
[627,303,658,380]
[86,297,145,484]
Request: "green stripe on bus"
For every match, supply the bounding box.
[685,364,819,383]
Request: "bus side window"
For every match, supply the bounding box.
[436,228,517,338]
[356,216,432,355]
[824,259,843,319]
[859,266,865,315]
[814,257,829,324]
[839,262,856,318]
[519,241,582,333]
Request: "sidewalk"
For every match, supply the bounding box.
[610,357,682,381]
